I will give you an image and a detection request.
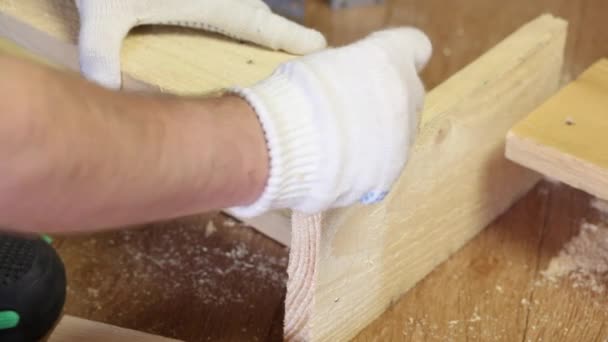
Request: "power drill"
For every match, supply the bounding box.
[0,233,66,341]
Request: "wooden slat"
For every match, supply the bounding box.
[50,316,181,342]
[292,15,567,341]
[507,59,608,201]
[0,0,293,95]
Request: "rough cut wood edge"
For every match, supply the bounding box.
[50,315,181,342]
[506,59,608,201]
[286,15,566,341]
[0,0,293,245]
[225,209,291,246]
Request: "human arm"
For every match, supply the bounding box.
[75,0,433,217]
[0,55,269,232]
[0,24,431,233]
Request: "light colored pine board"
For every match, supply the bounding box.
[0,0,293,95]
[50,315,181,342]
[288,15,566,341]
[507,59,608,201]
[0,1,293,244]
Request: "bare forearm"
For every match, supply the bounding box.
[0,56,268,232]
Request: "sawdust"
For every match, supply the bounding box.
[542,175,563,185]
[469,312,481,322]
[86,287,99,298]
[543,218,608,294]
[121,225,287,305]
[67,217,288,315]
[222,217,237,227]
[591,198,608,217]
[204,220,217,237]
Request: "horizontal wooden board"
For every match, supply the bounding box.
[507,59,608,200]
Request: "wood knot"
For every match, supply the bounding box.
[434,119,453,145]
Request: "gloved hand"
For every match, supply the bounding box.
[231,28,432,217]
[75,0,327,89]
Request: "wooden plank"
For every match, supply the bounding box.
[286,15,567,341]
[0,0,294,95]
[355,182,608,341]
[50,315,181,342]
[507,59,608,201]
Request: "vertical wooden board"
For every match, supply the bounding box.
[507,59,608,201]
[354,183,608,341]
[304,15,566,341]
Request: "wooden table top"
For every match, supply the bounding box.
[14,0,608,340]
[54,183,608,341]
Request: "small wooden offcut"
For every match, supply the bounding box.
[507,59,608,201]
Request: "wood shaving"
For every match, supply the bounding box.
[205,220,217,237]
[543,220,608,294]
[591,198,608,217]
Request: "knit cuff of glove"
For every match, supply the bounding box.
[229,68,320,217]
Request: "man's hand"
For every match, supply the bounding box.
[231,28,432,217]
[76,0,327,89]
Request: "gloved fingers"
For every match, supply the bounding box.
[207,1,327,55]
[364,28,430,137]
[366,28,432,73]
[78,17,135,89]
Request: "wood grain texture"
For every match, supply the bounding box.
[298,15,566,341]
[507,59,608,201]
[354,181,608,341]
[50,315,181,342]
[0,0,293,95]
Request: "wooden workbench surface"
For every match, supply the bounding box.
[44,0,608,340]
[54,183,608,341]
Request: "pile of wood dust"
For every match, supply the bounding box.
[591,198,608,218]
[64,215,288,319]
[542,198,608,293]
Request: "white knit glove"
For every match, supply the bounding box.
[231,28,432,217]
[75,0,327,88]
